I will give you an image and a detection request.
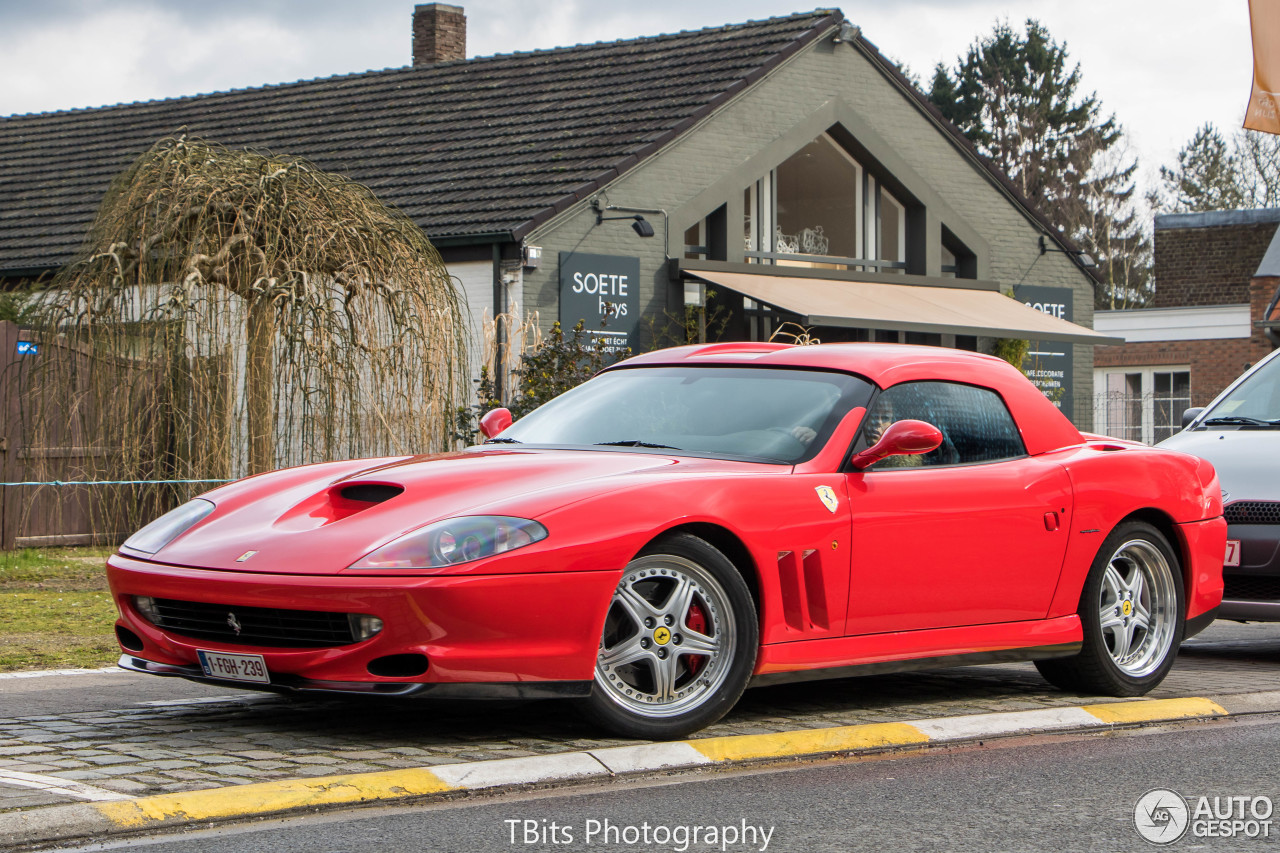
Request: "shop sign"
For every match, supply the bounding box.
[559,252,639,353]
[1015,285,1074,420]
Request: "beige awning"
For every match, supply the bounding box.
[686,270,1121,345]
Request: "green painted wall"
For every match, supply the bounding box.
[519,30,1099,427]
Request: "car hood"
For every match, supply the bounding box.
[1159,429,1280,503]
[148,449,680,574]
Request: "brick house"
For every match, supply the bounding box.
[0,4,1110,427]
[1093,209,1280,443]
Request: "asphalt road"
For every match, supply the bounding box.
[55,713,1280,853]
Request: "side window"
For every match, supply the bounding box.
[861,381,1025,468]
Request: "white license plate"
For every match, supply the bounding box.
[197,650,270,684]
[1225,539,1241,568]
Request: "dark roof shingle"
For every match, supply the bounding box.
[0,10,840,274]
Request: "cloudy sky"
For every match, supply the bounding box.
[0,0,1257,194]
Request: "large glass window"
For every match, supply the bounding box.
[776,135,861,261]
[744,133,906,272]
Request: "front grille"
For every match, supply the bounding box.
[1224,576,1280,602]
[1225,501,1280,525]
[146,598,358,648]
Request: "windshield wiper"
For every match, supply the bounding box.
[484,437,522,444]
[594,440,682,450]
[1201,416,1280,427]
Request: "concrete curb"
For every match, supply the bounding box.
[3,692,1276,848]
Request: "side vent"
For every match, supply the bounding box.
[777,551,805,630]
[776,550,830,632]
[802,549,829,629]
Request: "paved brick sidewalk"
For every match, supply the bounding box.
[1,623,1277,814]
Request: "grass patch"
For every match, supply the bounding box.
[0,547,119,671]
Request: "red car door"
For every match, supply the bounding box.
[840,380,1074,635]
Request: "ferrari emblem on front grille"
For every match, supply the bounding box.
[235,550,258,562]
[227,613,243,635]
[815,485,839,513]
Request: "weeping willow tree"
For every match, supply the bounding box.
[22,136,468,539]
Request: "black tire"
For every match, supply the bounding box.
[1036,521,1184,696]
[578,533,757,739]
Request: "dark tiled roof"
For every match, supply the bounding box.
[0,10,839,275]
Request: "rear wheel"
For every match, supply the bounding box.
[1036,521,1184,695]
[580,534,757,739]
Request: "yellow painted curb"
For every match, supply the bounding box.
[688,722,928,762]
[94,767,454,828]
[1083,697,1228,724]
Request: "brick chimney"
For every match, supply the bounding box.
[413,4,466,66]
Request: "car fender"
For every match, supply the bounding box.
[1046,444,1224,619]
[530,468,854,646]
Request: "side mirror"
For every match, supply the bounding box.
[1181,407,1205,429]
[479,407,514,440]
[849,419,943,471]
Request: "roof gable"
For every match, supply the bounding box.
[0,10,839,275]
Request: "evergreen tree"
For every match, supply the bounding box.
[1157,124,1246,212]
[1157,123,1280,212]
[929,19,1149,308]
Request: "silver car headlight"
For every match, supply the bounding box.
[121,499,215,555]
[349,516,547,570]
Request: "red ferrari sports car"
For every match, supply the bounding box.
[108,343,1225,738]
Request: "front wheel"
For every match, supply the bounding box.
[1036,521,1184,696]
[579,534,757,739]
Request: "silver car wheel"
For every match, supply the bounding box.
[594,554,736,719]
[1098,538,1178,678]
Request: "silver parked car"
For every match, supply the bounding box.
[1160,346,1280,620]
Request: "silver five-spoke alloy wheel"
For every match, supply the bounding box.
[1097,537,1178,678]
[1035,520,1184,696]
[595,555,736,718]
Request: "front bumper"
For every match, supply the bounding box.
[107,553,618,688]
[1180,516,1227,620]
[116,654,592,699]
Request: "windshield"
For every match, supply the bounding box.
[1201,352,1280,427]
[498,366,872,463]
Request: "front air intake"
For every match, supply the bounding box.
[141,599,362,648]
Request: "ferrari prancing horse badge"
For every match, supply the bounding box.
[815,485,838,513]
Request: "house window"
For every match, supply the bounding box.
[941,226,976,279]
[683,221,706,260]
[744,133,906,272]
[1093,368,1191,444]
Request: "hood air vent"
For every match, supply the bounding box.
[339,483,404,504]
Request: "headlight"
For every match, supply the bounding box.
[349,516,548,569]
[121,500,216,555]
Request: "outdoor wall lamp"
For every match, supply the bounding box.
[1039,235,1097,268]
[596,211,655,238]
[590,199,670,256]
